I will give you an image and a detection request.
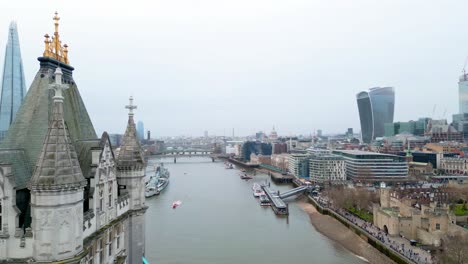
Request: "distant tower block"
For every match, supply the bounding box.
[147,130,150,141]
[137,120,144,141]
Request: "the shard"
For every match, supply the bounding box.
[0,22,27,140]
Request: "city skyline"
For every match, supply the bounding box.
[1,1,467,137]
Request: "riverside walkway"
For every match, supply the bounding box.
[311,195,433,264]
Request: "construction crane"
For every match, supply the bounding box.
[463,56,468,81]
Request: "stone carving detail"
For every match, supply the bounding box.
[39,210,54,229]
[57,209,71,228]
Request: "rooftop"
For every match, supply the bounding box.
[334,149,398,157]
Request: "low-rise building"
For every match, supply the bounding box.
[440,156,468,175]
[250,154,271,165]
[271,154,289,171]
[408,162,433,177]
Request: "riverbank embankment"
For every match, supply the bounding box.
[297,198,395,264]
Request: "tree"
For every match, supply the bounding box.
[438,232,468,264]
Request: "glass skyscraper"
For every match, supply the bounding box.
[357,87,395,143]
[0,22,26,140]
[137,120,144,141]
[459,73,468,114]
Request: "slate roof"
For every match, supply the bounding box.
[75,139,100,179]
[29,68,87,189]
[0,57,97,189]
[0,148,32,189]
[75,132,116,179]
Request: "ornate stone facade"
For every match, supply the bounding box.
[0,13,146,263]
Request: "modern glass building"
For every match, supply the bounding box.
[333,150,408,181]
[357,87,395,143]
[136,121,144,141]
[459,73,468,114]
[309,151,345,182]
[288,153,310,178]
[0,22,26,141]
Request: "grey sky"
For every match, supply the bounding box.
[1,0,466,137]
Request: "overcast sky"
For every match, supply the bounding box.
[0,0,467,137]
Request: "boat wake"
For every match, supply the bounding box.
[353,254,369,263]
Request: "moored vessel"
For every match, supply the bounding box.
[253,188,265,197]
[145,164,170,197]
[259,195,270,206]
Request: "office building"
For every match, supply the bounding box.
[357,87,395,143]
[385,118,431,137]
[288,153,310,178]
[137,120,144,141]
[459,72,468,114]
[333,150,408,181]
[309,149,346,183]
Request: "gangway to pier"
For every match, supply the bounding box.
[278,185,310,199]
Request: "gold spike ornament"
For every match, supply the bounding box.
[42,12,69,64]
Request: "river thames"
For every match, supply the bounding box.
[145,157,366,264]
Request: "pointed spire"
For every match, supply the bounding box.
[29,67,86,190]
[43,12,69,64]
[117,96,145,168]
[406,140,412,157]
[0,21,27,137]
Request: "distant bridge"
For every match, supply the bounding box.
[150,149,222,163]
[152,149,214,157]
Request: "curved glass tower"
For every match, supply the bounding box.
[0,22,26,140]
[357,87,395,143]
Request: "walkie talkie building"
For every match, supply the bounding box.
[357,87,395,143]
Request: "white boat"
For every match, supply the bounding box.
[259,195,270,206]
[252,183,261,191]
[253,189,265,197]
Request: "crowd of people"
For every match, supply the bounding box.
[311,195,433,264]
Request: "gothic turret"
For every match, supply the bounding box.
[29,67,86,261]
[117,96,145,168]
[116,96,147,263]
[1,12,97,178]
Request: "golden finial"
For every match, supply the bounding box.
[42,12,70,65]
